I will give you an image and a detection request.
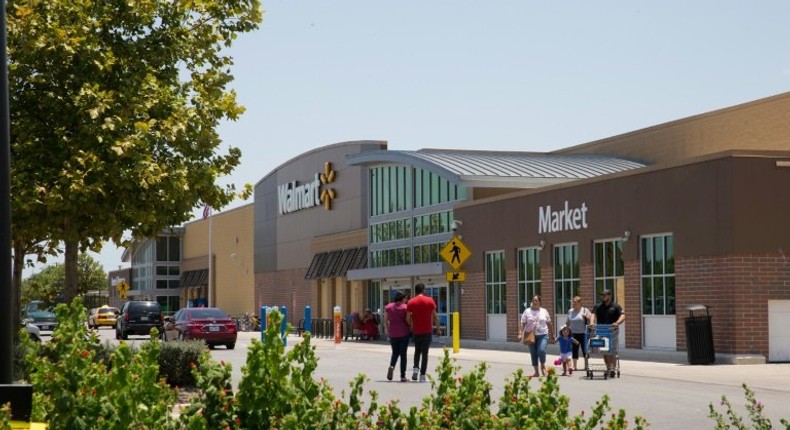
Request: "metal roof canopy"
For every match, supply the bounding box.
[347,149,645,188]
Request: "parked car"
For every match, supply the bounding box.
[24,321,41,342]
[116,301,163,340]
[22,300,58,332]
[163,307,237,349]
[88,305,120,329]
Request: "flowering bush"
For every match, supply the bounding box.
[709,384,790,430]
[3,300,662,429]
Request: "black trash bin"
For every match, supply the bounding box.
[685,305,715,364]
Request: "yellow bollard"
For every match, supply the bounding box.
[452,312,460,353]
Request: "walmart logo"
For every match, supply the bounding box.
[277,161,338,215]
[320,162,336,210]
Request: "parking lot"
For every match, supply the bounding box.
[94,328,790,428]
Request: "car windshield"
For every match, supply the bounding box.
[99,308,119,315]
[27,302,53,313]
[189,309,228,319]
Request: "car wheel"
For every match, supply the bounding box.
[226,343,235,350]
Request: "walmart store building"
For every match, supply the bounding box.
[251,93,790,363]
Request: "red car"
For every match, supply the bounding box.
[164,307,237,349]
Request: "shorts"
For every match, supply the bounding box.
[560,351,572,362]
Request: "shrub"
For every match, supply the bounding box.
[3,301,665,429]
[709,383,790,430]
[21,298,179,429]
[159,340,207,387]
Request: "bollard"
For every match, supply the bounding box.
[452,312,460,353]
[260,306,267,342]
[280,306,287,346]
[304,305,312,335]
[333,306,342,344]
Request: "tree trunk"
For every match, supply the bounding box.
[12,242,25,341]
[63,240,79,304]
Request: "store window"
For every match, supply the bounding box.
[485,251,506,314]
[156,236,181,262]
[641,234,675,315]
[367,280,381,312]
[156,296,181,315]
[594,239,624,299]
[553,243,579,315]
[517,247,541,314]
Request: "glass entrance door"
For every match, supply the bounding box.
[425,283,450,338]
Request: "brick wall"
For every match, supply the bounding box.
[676,254,790,357]
[255,269,312,326]
[459,271,487,340]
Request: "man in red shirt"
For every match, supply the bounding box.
[406,283,441,382]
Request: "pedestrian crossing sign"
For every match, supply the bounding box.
[440,235,471,270]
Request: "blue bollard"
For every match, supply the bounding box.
[304,305,312,335]
[260,306,267,342]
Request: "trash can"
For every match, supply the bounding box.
[685,305,715,364]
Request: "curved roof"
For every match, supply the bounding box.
[347,148,646,188]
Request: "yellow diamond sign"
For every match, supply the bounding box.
[440,235,471,271]
[116,280,130,300]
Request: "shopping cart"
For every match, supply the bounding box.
[583,324,620,379]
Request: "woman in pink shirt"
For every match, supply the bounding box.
[383,292,410,382]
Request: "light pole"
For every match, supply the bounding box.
[0,2,33,422]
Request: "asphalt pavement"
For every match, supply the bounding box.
[102,329,790,429]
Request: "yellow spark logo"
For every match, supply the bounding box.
[320,162,336,210]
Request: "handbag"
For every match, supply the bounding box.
[521,329,535,345]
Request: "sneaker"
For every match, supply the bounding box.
[419,374,426,383]
[609,370,616,378]
[412,367,419,381]
[400,377,408,382]
[387,366,394,381]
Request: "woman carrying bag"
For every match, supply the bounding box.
[519,295,555,377]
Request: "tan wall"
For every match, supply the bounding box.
[556,92,790,164]
[183,204,254,316]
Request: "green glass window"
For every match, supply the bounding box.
[517,248,541,314]
[485,251,506,314]
[593,239,624,300]
[553,244,579,315]
[641,234,675,315]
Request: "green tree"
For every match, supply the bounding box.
[7,0,262,303]
[21,253,107,306]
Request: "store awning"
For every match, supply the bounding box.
[305,246,367,280]
[180,269,208,288]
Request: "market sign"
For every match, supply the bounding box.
[538,200,589,234]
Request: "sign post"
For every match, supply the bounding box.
[440,234,471,353]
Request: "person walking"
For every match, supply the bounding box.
[406,283,441,382]
[519,295,555,377]
[565,295,592,371]
[590,289,625,377]
[383,292,410,382]
[556,325,579,376]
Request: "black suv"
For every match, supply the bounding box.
[116,301,163,340]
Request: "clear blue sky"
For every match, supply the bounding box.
[54,1,790,275]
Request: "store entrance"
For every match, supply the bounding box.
[378,280,453,340]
